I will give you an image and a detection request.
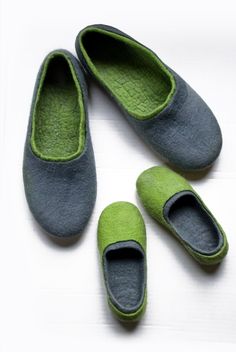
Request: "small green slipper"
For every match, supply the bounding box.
[97,201,147,322]
[136,167,228,265]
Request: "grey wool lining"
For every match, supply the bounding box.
[103,240,146,314]
[163,191,224,255]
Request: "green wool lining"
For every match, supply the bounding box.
[31,51,86,161]
[79,27,176,120]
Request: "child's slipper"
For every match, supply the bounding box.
[23,50,96,239]
[136,167,228,265]
[98,201,147,321]
[75,24,222,171]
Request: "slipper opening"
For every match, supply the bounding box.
[164,191,223,255]
[31,52,85,161]
[103,241,145,314]
[80,28,175,119]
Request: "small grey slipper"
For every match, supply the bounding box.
[75,24,222,171]
[23,50,96,239]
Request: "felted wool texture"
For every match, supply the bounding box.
[31,51,85,161]
[103,241,145,315]
[77,28,175,120]
[136,166,228,265]
[76,24,223,171]
[23,50,97,239]
[98,201,147,321]
[164,191,224,254]
[98,201,146,254]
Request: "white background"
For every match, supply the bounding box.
[0,0,236,351]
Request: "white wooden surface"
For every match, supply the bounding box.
[0,0,236,351]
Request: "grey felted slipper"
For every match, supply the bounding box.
[23,50,96,239]
[75,24,222,171]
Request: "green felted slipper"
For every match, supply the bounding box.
[136,167,228,265]
[98,201,147,322]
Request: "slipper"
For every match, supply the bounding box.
[75,24,222,171]
[23,50,96,239]
[136,167,228,265]
[98,201,147,321]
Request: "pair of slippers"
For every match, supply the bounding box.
[23,24,223,239]
[98,166,228,322]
